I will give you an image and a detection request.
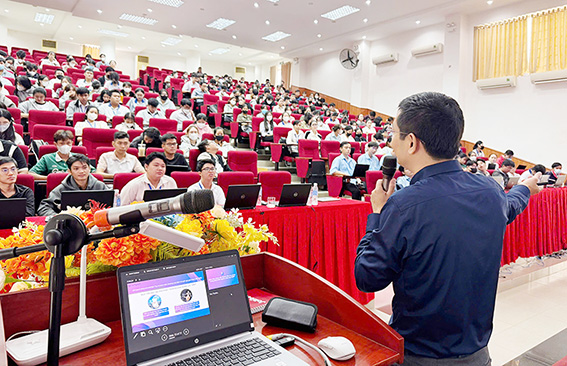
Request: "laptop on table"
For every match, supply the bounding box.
[348,164,370,178]
[278,184,312,207]
[166,165,190,176]
[117,250,308,366]
[143,188,188,202]
[0,198,26,229]
[224,184,261,211]
[60,190,115,211]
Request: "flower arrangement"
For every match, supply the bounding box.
[0,202,277,293]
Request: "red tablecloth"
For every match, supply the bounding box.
[240,199,374,304]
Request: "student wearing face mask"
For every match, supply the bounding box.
[115,113,142,132]
[157,88,175,111]
[213,127,233,158]
[278,112,294,127]
[180,125,201,154]
[354,127,367,142]
[472,140,485,157]
[30,130,95,180]
[37,75,50,90]
[191,113,213,136]
[544,162,563,185]
[121,82,135,98]
[170,99,196,131]
[75,106,109,144]
[223,96,237,123]
[0,109,24,145]
[15,76,34,103]
[343,125,356,142]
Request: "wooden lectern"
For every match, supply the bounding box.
[0,252,403,365]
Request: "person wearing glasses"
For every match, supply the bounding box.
[0,156,35,216]
[160,133,188,168]
[187,158,225,207]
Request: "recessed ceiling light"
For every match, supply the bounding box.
[262,31,291,42]
[177,52,181,56]
[128,46,132,49]
[363,18,368,23]
[210,48,230,55]
[253,2,259,8]
[362,35,367,39]
[141,36,146,40]
[238,53,243,56]
[69,37,73,40]
[97,9,102,14]
[162,37,182,46]
[40,23,44,26]
[248,62,252,65]
[319,48,323,51]
[148,0,185,7]
[117,25,123,29]
[171,24,177,29]
[4,9,9,13]
[321,5,360,21]
[162,44,165,47]
[281,46,285,49]
[119,13,158,25]
[265,20,270,25]
[487,0,493,4]
[194,45,199,48]
[232,35,237,39]
[415,20,421,25]
[77,25,82,29]
[206,18,236,30]
[313,19,318,24]
[266,0,279,3]
[366,0,371,4]
[317,33,322,38]
[34,13,55,24]
[98,29,129,37]
[179,34,183,38]
[147,8,153,12]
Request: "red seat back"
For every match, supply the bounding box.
[82,128,118,158]
[31,125,75,142]
[165,109,176,119]
[73,112,107,126]
[328,153,340,167]
[113,172,144,192]
[170,171,200,188]
[17,145,28,164]
[217,171,255,196]
[298,139,320,159]
[366,170,384,194]
[273,127,291,143]
[149,118,178,134]
[28,110,66,133]
[320,140,340,159]
[46,172,68,196]
[127,129,143,141]
[16,174,34,192]
[227,150,258,176]
[258,171,292,201]
[188,149,200,172]
[13,123,23,136]
[7,108,21,125]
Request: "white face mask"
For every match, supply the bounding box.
[41,80,49,87]
[17,85,25,91]
[189,132,199,140]
[58,145,72,155]
[61,82,69,88]
[283,117,290,122]
[230,101,236,105]
[197,122,205,127]
[0,124,10,133]
[124,88,131,93]
[87,112,98,121]
[554,169,562,175]
[267,116,272,121]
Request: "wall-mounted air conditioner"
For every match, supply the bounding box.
[411,43,443,57]
[530,69,567,84]
[476,76,517,90]
[372,53,399,65]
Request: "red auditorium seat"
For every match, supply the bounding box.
[149,118,178,134]
[227,150,258,176]
[13,123,23,137]
[258,171,292,201]
[320,140,340,160]
[134,106,146,116]
[188,149,201,172]
[296,139,321,181]
[16,174,34,192]
[112,115,144,129]
[32,125,75,142]
[127,129,143,141]
[113,173,144,193]
[269,127,292,169]
[170,171,200,188]
[350,141,361,154]
[82,128,118,158]
[217,171,255,196]
[365,170,384,196]
[28,110,66,133]
[5,95,18,106]
[17,145,28,164]
[165,109,176,119]
[7,108,21,125]
[95,146,138,163]
[38,145,87,159]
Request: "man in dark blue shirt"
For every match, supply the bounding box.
[355,92,541,365]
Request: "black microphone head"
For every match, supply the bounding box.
[382,156,398,177]
[181,190,215,214]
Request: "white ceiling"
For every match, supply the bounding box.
[1,0,526,64]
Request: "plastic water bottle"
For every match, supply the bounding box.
[311,183,319,206]
[257,187,263,207]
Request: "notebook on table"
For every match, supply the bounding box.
[278,184,311,207]
[117,250,309,366]
[0,198,26,229]
[60,190,114,211]
[224,184,261,211]
[143,188,187,202]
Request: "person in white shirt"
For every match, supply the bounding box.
[40,52,60,68]
[518,164,546,183]
[103,71,122,91]
[278,111,294,127]
[65,87,91,121]
[181,73,200,97]
[99,90,130,122]
[136,98,165,129]
[343,125,356,142]
[304,120,322,142]
[119,152,177,206]
[180,125,201,155]
[222,96,237,123]
[170,98,196,131]
[115,113,142,132]
[362,119,376,135]
[76,68,95,90]
[126,88,148,113]
[316,116,330,131]
[325,124,345,142]
[188,158,226,207]
[377,137,393,156]
[75,106,109,143]
[18,87,58,119]
[157,89,175,112]
[272,98,286,114]
[213,127,234,158]
[286,121,304,157]
[96,131,145,179]
[259,112,274,149]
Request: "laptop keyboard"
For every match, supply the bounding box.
[164,337,281,366]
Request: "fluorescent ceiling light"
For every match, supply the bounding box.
[119,13,158,25]
[34,13,55,24]
[148,0,185,7]
[98,29,129,37]
[321,5,360,21]
[206,18,236,30]
[262,31,291,42]
[266,0,279,3]
[209,48,230,55]
[161,37,182,46]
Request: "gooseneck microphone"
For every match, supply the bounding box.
[381,156,398,191]
[94,190,215,227]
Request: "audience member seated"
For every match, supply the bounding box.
[285,121,303,158]
[115,112,142,132]
[358,141,381,171]
[66,87,91,120]
[472,140,485,157]
[236,104,252,142]
[170,98,196,131]
[0,156,34,216]
[40,51,60,68]
[59,83,77,110]
[126,88,148,113]
[487,153,498,169]
[76,67,95,90]
[278,111,294,127]
[18,87,59,120]
[99,90,129,122]
[519,164,546,183]
[0,82,15,108]
[222,96,237,123]
[396,166,413,190]
[354,127,366,142]
[96,131,144,179]
[37,154,108,216]
[191,81,207,115]
[330,141,361,200]
[197,139,231,173]
[121,82,134,98]
[259,113,274,150]
[544,162,562,185]
[343,125,356,142]
[304,120,322,142]
[182,73,200,98]
[130,127,162,149]
[377,137,393,156]
[192,113,213,136]
[464,159,478,174]
[477,158,490,177]
[362,119,376,134]
[492,159,515,189]
[0,109,24,145]
[136,98,164,129]
[157,89,175,111]
[213,127,233,158]
[46,69,64,90]
[75,105,109,144]
[119,152,177,206]
[187,158,225,208]
[161,133,188,167]
[14,50,26,67]
[103,71,122,91]
[497,149,514,167]
[180,125,201,155]
[325,124,344,142]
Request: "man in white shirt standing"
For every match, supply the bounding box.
[96,131,145,179]
[99,90,129,122]
[119,152,177,206]
[136,98,165,129]
[187,158,225,207]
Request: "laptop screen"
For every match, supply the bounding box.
[117,250,254,366]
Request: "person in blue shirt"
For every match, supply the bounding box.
[395,166,413,190]
[357,141,381,171]
[329,141,362,200]
[355,92,541,365]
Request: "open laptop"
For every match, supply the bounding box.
[143,188,188,202]
[507,176,520,187]
[60,190,114,211]
[553,174,566,187]
[166,165,190,176]
[117,250,309,366]
[0,198,26,229]
[224,184,261,211]
[348,164,370,178]
[278,184,311,207]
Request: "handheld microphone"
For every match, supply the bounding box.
[381,156,398,191]
[93,190,215,228]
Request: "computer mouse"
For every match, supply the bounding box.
[317,336,356,361]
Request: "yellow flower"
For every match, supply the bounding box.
[176,217,204,238]
[213,220,239,243]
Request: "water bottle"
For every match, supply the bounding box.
[257,187,263,207]
[307,184,313,206]
[311,183,318,206]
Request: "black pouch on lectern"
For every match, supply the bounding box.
[262,297,318,333]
